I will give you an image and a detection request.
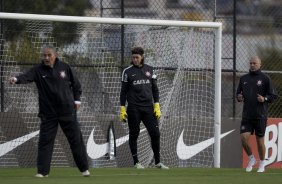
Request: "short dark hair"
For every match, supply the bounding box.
[131,47,144,55]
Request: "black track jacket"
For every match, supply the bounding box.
[120,64,159,107]
[236,70,277,119]
[15,58,82,118]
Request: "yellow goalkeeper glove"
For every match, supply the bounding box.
[153,103,161,120]
[119,106,127,123]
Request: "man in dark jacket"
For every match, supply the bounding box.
[9,45,90,177]
[119,47,168,169]
[236,56,277,173]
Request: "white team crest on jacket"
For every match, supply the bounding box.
[257,80,262,86]
[145,71,151,77]
[60,71,66,78]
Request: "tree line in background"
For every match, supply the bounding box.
[1,0,92,45]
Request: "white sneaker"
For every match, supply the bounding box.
[257,161,265,173]
[35,173,48,178]
[81,170,90,177]
[134,163,145,169]
[246,156,256,172]
[155,163,169,170]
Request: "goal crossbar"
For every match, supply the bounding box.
[0,12,222,28]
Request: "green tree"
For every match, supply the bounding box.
[2,0,93,45]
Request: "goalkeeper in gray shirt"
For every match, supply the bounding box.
[119,47,168,169]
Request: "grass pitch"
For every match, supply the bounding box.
[0,167,281,184]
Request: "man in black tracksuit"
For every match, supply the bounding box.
[119,47,168,169]
[236,56,277,173]
[9,45,90,177]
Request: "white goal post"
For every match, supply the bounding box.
[0,12,222,168]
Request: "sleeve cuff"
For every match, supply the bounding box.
[74,101,81,105]
[12,77,18,83]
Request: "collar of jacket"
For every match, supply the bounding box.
[132,63,143,68]
[249,69,261,75]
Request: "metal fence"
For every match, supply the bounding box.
[1,0,282,118]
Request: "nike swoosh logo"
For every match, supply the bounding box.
[87,127,146,159]
[0,130,39,157]
[177,129,234,160]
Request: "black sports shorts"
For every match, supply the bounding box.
[240,118,267,137]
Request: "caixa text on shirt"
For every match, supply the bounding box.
[133,79,150,85]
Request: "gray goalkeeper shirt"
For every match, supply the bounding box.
[120,64,159,107]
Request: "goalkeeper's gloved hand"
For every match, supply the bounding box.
[153,103,161,120]
[119,106,127,123]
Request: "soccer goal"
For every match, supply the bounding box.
[0,12,222,168]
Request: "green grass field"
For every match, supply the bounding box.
[0,167,281,184]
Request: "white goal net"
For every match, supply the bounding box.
[0,13,222,168]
